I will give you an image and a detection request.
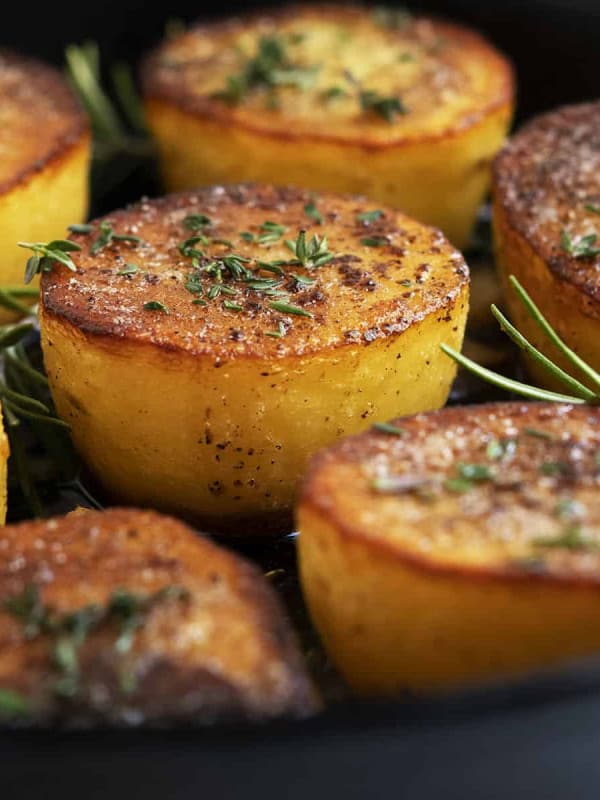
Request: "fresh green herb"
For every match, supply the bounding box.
[304,202,323,225]
[178,236,207,259]
[212,35,321,104]
[322,86,347,102]
[90,221,142,255]
[183,214,212,232]
[257,221,287,245]
[585,204,600,215]
[265,321,287,339]
[117,263,138,276]
[457,463,495,482]
[211,238,234,249]
[356,209,384,224]
[486,438,517,461]
[19,240,81,284]
[443,478,475,494]
[223,300,243,312]
[554,499,585,519]
[143,301,169,314]
[292,274,316,287]
[524,427,553,440]
[561,229,600,259]
[286,230,333,269]
[373,6,412,29]
[269,301,313,318]
[240,231,255,242]
[192,299,208,307]
[0,689,30,718]
[540,461,570,476]
[68,223,94,235]
[359,90,407,122]
[533,525,598,552]
[441,275,600,405]
[361,236,389,247]
[400,279,413,287]
[372,422,406,436]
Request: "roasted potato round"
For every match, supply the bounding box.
[298,402,600,694]
[0,507,317,725]
[0,51,90,318]
[493,102,600,388]
[39,184,469,534]
[142,5,514,249]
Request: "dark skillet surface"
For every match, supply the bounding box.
[2,0,600,797]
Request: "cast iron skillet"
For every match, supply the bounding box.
[2,1,600,797]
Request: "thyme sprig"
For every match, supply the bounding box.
[19,241,81,284]
[442,275,600,405]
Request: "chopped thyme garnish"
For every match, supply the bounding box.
[67,223,94,235]
[560,229,600,259]
[269,301,313,318]
[373,5,413,29]
[178,236,207,259]
[19,240,81,284]
[117,263,138,276]
[90,221,143,255]
[212,35,321,105]
[223,299,243,312]
[304,201,323,225]
[399,279,413,287]
[443,477,474,494]
[257,221,287,245]
[356,209,384,224]
[554,498,585,519]
[444,462,495,492]
[322,86,347,102]
[539,461,570,476]
[183,214,212,231]
[523,427,553,440]
[265,321,287,339]
[286,230,333,268]
[585,204,600,215]
[359,89,407,122]
[143,300,169,314]
[192,298,207,306]
[211,238,235,249]
[292,274,316,286]
[3,584,190,698]
[240,231,255,242]
[361,236,389,247]
[533,525,598,552]
[372,422,406,436]
[486,437,516,461]
[0,689,30,718]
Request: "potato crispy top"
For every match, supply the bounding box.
[494,101,600,306]
[142,4,513,147]
[0,51,88,194]
[41,184,468,361]
[302,403,600,582]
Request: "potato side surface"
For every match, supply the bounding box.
[0,51,90,319]
[39,184,469,534]
[0,507,317,724]
[297,402,600,694]
[142,5,514,249]
[493,102,600,389]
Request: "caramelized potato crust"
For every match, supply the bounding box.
[0,508,317,724]
[40,184,468,532]
[298,402,600,693]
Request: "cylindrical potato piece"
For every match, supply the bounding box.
[493,102,600,389]
[0,51,90,319]
[297,402,600,693]
[39,185,468,534]
[142,5,514,249]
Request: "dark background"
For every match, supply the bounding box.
[4,0,600,123]
[4,1,600,797]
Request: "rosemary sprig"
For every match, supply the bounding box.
[442,275,600,405]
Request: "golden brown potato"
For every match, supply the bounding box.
[493,102,600,389]
[0,508,317,725]
[297,402,600,694]
[39,184,469,534]
[142,5,514,249]
[0,51,90,319]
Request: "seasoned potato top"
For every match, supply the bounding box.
[142,4,512,146]
[494,102,600,306]
[0,508,316,722]
[41,184,468,360]
[0,51,87,194]
[302,403,600,581]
